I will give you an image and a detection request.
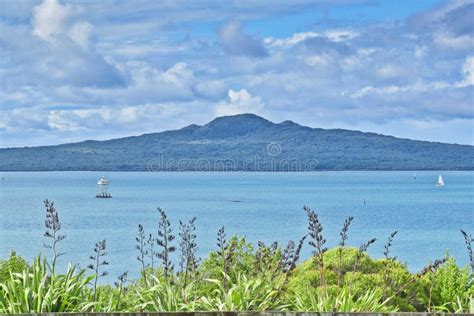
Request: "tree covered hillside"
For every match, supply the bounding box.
[1,114,473,171]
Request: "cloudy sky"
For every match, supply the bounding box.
[0,0,473,147]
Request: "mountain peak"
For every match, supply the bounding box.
[206,113,271,126]
[197,113,274,138]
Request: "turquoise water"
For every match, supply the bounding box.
[1,171,473,281]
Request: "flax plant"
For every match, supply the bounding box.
[87,239,109,302]
[0,257,92,313]
[157,208,176,280]
[382,231,398,300]
[216,226,235,290]
[304,206,327,287]
[147,233,156,270]
[43,199,66,274]
[135,224,149,286]
[179,217,199,287]
[337,216,353,287]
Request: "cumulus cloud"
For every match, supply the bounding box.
[27,0,127,88]
[218,21,268,57]
[32,0,75,41]
[215,89,264,116]
[32,0,93,49]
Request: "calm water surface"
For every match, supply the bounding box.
[1,171,473,281]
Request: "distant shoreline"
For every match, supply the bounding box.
[1,169,473,172]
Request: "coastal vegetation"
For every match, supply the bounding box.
[0,200,472,313]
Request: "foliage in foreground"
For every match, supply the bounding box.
[0,201,472,313]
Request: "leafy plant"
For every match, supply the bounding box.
[428,257,473,312]
[0,251,29,284]
[0,257,92,313]
[133,274,195,311]
[288,287,394,312]
[197,272,285,311]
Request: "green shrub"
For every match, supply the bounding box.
[428,257,473,312]
[0,251,29,283]
[287,247,428,312]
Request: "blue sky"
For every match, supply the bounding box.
[0,0,473,146]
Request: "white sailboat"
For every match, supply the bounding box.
[436,174,445,187]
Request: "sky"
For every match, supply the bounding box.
[0,0,473,147]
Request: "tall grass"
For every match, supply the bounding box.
[0,257,93,313]
[0,201,472,313]
[289,288,394,312]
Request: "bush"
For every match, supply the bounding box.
[428,257,473,312]
[0,251,29,284]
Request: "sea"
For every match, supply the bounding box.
[1,171,473,282]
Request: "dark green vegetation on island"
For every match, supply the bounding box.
[1,114,473,171]
[0,201,473,313]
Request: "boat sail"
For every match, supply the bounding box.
[436,174,445,187]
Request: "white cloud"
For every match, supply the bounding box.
[325,30,359,42]
[0,108,50,132]
[458,56,474,87]
[161,62,195,86]
[38,103,193,134]
[376,64,405,79]
[215,89,264,116]
[48,110,84,131]
[414,45,428,58]
[433,32,474,50]
[351,55,474,98]
[218,21,267,57]
[265,29,358,47]
[94,62,197,104]
[265,31,318,47]
[18,0,127,90]
[69,21,93,49]
[349,85,401,98]
[32,0,74,41]
[305,54,332,67]
[32,0,93,49]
